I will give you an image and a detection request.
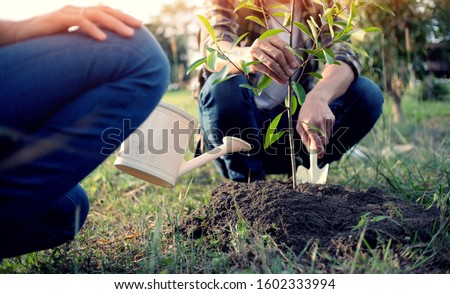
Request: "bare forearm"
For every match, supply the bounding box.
[0,18,46,46]
[307,62,355,104]
[1,6,142,47]
[0,20,19,46]
[204,41,250,74]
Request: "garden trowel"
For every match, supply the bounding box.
[296,143,329,184]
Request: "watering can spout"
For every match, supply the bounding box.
[178,136,252,177]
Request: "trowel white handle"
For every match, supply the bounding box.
[309,142,318,168]
[309,142,318,181]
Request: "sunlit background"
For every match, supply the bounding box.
[0,0,206,85]
[0,0,448,100]
[0,0,203,21]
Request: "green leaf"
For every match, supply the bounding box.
[266,111,284,135]
[264,131,286,150]
[307,72,323,79]
[235,2,264,13]
[259,29,285,41]
[352,212,370,231]
[239,84,256,91]
[231,32,249,48]
[309,16,320,29]
[212,65,233,85]
[206,50,217,70]
[257,75,273,91]
[328,15,335,39]
[363,26,382,33]
[301,48,324,59]
[285,45,304,62]
[240,60,262,75]
[268,3,289,11]
[186,57,206,75]
[197,15,217,45]
[243,60,263,66]
[343,41,369,58]
[283,12,292,27]
[288,94,298,114]
[307,19,319,45]
[213,74,238,86]
[264,111,286,149]
[322,7,335,20]
[301,48,318,55]
[323,48,334,65]
[271,12,286,17]
[371,215,390,223]
[346,1,356,28]
[245,16,266,28]
[240,60,250,75]
[217,52,228,60]
[335,26,353,40]
[336,11,350,23]
[373,1,395,16]
[239,84,261,96]
[334,21,347,28]
[294,22,312,38]
[336,34,352,42]
[292,82,306,105]
[300,121,326,136]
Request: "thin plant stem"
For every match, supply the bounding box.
[288,0,297,189]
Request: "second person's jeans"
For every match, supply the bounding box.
[198,74,384,182]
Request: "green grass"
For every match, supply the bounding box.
[1,89,448,274]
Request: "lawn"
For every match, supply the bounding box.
[0,89,448,274]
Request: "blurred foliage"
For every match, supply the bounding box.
[358,0,449,87]
[430,0,450,42]
[404,76,450,102]
[355,0,450,122]
[142,0,450,96]
[145,1,200,85]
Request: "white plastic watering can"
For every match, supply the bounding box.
[114,102,251,188]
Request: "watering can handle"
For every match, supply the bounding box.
[178,137,252,177]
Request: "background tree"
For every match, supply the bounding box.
[358,0,449,122]
[145,0,200,87]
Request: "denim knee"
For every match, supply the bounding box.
[116,28,170,123]
[199,74,252,112]
[38,184,90,245]
[352,76,384,122]
[64,184,90,232]
[130,28,170,93]
[0,184,90,259]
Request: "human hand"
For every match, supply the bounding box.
[295,95,335,158]
[13,5,142,42]
[244,35,299,84]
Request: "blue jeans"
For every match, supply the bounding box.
[198,74,384,182]
[0,28,170,258]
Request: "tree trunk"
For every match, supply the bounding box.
[390,77,404,123]
[391,96,404,123]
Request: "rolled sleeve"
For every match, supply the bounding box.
[199,0,239,55]
[331,42,362,78]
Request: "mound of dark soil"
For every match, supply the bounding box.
[179,180,444,271]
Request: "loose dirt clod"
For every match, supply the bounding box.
[179,180,444,272]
